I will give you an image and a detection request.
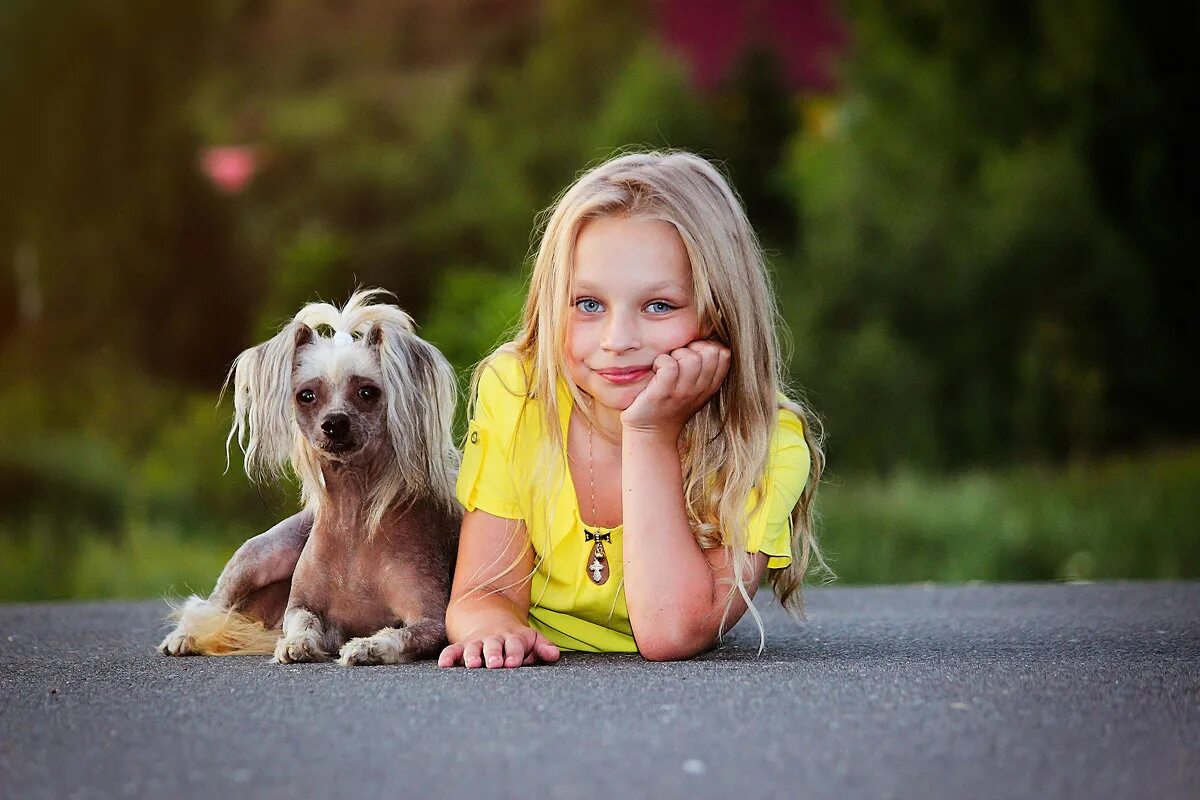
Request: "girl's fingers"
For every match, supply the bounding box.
[462,640,484,669]
[482,636,505,669]
[437,643,463,668]
[440,629,560,670]
[687,345,715,392]
[503,634,527,668]
[712,347,731,392]
[647,352,678,399]
[671,347,703,394]
[689,341,728,395]
[533,632,561,663]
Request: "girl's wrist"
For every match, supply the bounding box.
[620,422,682,447]
[446,598,526,641]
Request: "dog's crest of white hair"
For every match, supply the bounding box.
[224,288,459,535]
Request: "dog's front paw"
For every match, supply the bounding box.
[338,629,410,666]
[273,631,329,664]
[158,627,198,656]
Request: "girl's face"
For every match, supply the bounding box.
[565,215,700,413]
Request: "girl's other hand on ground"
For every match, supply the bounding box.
[620,340,730,439]
[437,625,561,669]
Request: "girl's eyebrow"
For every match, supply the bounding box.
[641,281,687,293]
[573,280,686,294]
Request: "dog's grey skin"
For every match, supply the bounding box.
[276,485,457,665]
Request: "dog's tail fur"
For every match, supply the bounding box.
[164,595,281,656]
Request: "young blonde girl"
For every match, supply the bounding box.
[438,150,832,668]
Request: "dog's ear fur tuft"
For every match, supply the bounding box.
[223,320,311,482]
[295,322,314,350]
[366,322,384,349]
[373,322,460,518]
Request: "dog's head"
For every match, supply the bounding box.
[290,324,388,464]
[224,289,459,522]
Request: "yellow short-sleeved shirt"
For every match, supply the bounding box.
[455,352,811,653]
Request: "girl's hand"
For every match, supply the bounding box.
[437,624,561,669]
[620,340,730,439]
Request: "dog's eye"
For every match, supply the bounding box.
[297,389,316,404]
[358,386,380,402]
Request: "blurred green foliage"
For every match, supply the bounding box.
[820,447,1200,584]
[0,0,1195,599]
[782,0,1196,470]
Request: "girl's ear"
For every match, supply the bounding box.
[224,320,313,481]
[374,322,458,502]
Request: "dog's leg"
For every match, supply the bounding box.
[337,617,446,666]
[159,511,313,656]
[273,607,332,663]
[210,510,314,614]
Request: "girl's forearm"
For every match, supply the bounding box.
[620,429,717,658]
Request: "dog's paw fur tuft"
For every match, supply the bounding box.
[337,628,412,666]
[273,630,331,663]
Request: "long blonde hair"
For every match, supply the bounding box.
[473,151,833,648]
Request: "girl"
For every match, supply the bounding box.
[437,151,832,669]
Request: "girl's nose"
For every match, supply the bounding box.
[602,311,640,353]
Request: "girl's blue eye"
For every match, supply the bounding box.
[647,301,675,314]
[577,298,603,313]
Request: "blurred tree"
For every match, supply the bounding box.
[193,0,544,338]
[711,44,801,249]
[783,0,1196,470]
[0,0,253,386]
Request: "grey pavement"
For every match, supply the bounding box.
[0,581,1196,800]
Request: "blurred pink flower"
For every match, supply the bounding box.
[201,146,258,193]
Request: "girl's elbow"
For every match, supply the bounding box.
[637,628,716,662]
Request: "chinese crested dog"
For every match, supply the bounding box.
[158,290,461,665]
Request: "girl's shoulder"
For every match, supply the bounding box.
[474,350,534,417]
[471,350,557,458]
[773,396,806,440]
[769,398,811,473]
[478,348,532,389]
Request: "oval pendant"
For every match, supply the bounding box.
[587,538,610,586]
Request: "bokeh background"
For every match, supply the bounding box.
[1,0,1195,601]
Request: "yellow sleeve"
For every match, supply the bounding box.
[744,408,811,569]
[455,353,528,520]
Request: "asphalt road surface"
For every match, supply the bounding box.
[1,581,1196,800]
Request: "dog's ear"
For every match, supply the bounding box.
[223,319,311,482]
[365,323,384,349]
[295,322,315,352]
[373,322,459,507]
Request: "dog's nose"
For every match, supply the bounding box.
[321,414,351,440]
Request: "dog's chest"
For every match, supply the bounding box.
[294,546,402,638]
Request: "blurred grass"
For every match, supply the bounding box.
[2,445,1195,602]
[818,447,1199,585]
[0,516,240,601]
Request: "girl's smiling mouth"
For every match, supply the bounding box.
[596,366,652,384]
